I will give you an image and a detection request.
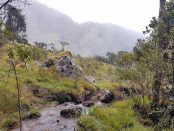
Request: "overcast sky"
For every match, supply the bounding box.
[36,0,159,32]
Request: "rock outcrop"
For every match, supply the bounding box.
[43,51,83,78]
[55,55,82,78]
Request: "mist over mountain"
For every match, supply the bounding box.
[24,0,142,56]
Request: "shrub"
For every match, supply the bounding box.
[78,116,110,131]
[23,109,41,120]
[78,100,135,131]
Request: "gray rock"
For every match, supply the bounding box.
[55,55,83,78]
[42,54,83,78]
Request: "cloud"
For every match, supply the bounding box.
[37,0,159,31]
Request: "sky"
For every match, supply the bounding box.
[36,0,159,32]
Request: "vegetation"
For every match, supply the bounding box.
[1,0,174,131]
[0,44,98,130]
[78,100,152,131]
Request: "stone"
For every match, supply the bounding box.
[55,55,82,78]
[42,51,83,78]
[73,94,84,104]
[83,101,94,107]
[84,90,93,101]
[100,89,114,103]
[60,107,82,118]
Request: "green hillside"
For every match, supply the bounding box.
[0,43,149,130]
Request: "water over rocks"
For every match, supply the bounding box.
[11,102,90,131]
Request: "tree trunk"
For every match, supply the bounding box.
[152,71,162,107]
[11,61,22,131]
[152,0,166,108]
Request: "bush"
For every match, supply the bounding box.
[23,109,41,120]
[78,100,135,131]
[78,116,110,131]
[29,46,47,61]
[2,119,18,129]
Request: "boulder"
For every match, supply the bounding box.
[60,107,82,118]
[100,89,114,103]
[83,101,94,107]
[55,55,82,78]
[42,51,83,78]
[84,89,94,101]
[73,94,84,104]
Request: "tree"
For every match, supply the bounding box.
[0,0,29,45]
[5,5,27,43]
[0,0,29,23]
[106,52,117,65]
[34,42,48,50]
[150,0,166,108]
[7,44,30,131]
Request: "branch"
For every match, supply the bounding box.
[0,0,12,10]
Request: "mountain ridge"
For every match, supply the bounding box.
[24,0,142,56]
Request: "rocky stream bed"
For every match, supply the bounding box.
[11,101,103,131]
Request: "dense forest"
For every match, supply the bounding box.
[1,0,174,131]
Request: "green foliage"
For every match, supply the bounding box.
[4,27,14,40]
[79,57,117,89]
[24,109,41,119]
[6,5,26,34]
[78,116,110,131]
[78,100,152,131]
[7,44,31,62]
[16,45,31,62]
[116,52,135,68]
[29,45,48,61]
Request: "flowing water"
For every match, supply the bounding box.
[12,101,102,131]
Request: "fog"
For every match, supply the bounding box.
[24,0,142,56]
[36,0,159,32]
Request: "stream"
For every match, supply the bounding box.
[11,101,102,131]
